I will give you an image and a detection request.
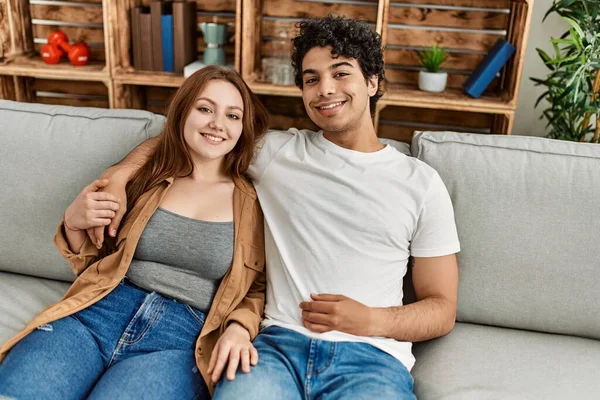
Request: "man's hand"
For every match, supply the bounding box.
[207,322,258,383]
[87,172,128,248]
[299,294,374,336]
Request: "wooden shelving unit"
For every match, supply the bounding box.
[0,0,533,141]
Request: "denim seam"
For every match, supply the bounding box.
[315,342,336,375]
[106,293,162,367]
[122,294,164,345]
[184,304,207,326]
[304,340,316,400]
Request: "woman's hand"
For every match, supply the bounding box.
[64,179,120,234]
[88,169,129,248]
[207,322,259,383]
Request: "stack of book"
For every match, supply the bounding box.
[131,0,197,73]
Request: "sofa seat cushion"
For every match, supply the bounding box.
[0,272,70,345]
[412,322,600,400]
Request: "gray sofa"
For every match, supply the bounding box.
[1,99,599,399]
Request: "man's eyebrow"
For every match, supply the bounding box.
[330,61,354,70]
[302,61,355,75]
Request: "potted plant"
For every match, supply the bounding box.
[417,44,448,93]
[532,0,600,143]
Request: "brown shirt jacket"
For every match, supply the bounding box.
[0,176,266,394]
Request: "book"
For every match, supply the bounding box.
[161,14,174,73]
[464,39,516,99]
[130,7,143,70]
[139,9,154,71]
[172,1,197,74]
[150,1,172,71]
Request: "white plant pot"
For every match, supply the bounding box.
[418,71,448,93]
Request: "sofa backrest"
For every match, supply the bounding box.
[412,131,600,340]
[0,100,165,282]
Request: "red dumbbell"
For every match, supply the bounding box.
[41,30,90,66]
[40,43,63,64]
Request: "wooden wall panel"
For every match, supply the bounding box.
[145,86,177,115]
[395,0,510,8]
[262,0,378,20]
[258,94,318,131]
[33,78,109,108]
[6,0,34,57]
[0,75,16,99]
[30,4,104,24]
[386,27,504,52]
[380,105,492,128]
[261,19,300,39]
[388,5,509,30]
[36,95,108,108]
[35,78,108,96]
[377,104,492,143]
[138,0,236,11]
[0,0,10,60]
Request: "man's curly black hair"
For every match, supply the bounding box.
[291,15,385,116]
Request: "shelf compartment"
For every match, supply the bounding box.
[108,0,242,75]
[1,56,108,81]
[377,103,502,143]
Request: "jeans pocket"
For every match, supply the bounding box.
[184,304,207,328]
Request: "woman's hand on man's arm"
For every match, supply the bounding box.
[64,179,120,252]
[87,136,160,247]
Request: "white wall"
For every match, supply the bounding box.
[513,0,568,137]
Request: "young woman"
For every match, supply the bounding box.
[0,66,270,399]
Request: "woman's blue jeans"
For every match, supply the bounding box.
[0,280,210,400]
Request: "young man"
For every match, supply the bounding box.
[94,16,459,399]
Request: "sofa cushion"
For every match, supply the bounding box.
[0,100,165,282]
[0,272,70,345]
[380,138,411,156]
[412,322,600,400]
[412,131,600,340]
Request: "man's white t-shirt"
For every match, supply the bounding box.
[247,129,460,371]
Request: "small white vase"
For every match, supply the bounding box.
[418,71,448,93]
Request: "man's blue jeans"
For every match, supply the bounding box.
[0,280,209,400]
[213,325,416,399]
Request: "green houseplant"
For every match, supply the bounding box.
[417,44,448,93]
[532,0,600,143]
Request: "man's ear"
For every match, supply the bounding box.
[367,75,379,96]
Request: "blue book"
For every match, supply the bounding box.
[161,14,174,73]
[464,39,515,98]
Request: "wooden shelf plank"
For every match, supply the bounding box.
[113,70,185,87]
[248,81,301,97]
[382,84,514,114]
[0,57,108,81]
